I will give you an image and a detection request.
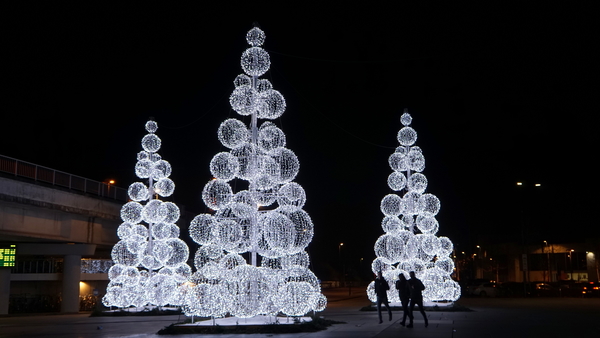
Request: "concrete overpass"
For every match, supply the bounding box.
[0,156,125,314]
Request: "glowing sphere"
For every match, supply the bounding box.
[202,179,233,210]
[374,234,403,264]
[135,159,153,179]
[121,201,143,224]
[218,118,250,149]
[280,281,316,316]
[388,171,406,191]
[380,194,402,216]
[381,216,401,234]
[234,74,251,87]
[407,148,425,172]
[246,27,265,46]
[117,222,133,239]
[189,214,216,245]
[408,173,428,193]
[210,152,240,181]
[154,178,175,197]
[151,160,172,180]
[269,147,299,183]
[416,215,439,234]
[419,193,441,217]
[141,134,161,152]
[257,89,286,119]
[142,200,168,223]
[397,127,417,146]
[230,85,259,116]
[258,123,286,151]
[256,78,272,92]
[389,152,408,172]
[277,182,306,208]
[241,47,270,77]
[128,182,149,202]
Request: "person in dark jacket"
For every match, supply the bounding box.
[407,271,428,328]
[374,271,392,324]
[395,273,411,326]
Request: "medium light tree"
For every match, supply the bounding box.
[103,120,191,309]
[367,110,461,303]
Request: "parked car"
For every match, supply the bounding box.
[581,282,600,298]
[471,282,499,297]
[529,282,559,297]
[463,279,494,296]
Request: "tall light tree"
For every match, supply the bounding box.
[103,120,192,309]
[184,27,326,319]
[367,110,461,303]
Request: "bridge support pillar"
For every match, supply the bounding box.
[61,254,81,313]
[0,268,10,315]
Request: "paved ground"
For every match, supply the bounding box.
[1,288,600,337]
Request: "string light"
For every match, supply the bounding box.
[186,27,325,319]
[368,111,460,304]
[103,120,192,309]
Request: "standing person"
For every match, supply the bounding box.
[395,273,411,326]
[407,271,428,328]
[374,271,392,324]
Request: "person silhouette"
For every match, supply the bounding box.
[395,273,411,326]
[407,271,428,328]
[374,271,392,324]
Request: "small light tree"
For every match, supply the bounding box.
[367,110,461,303]
[184,27,326,319]
[103,120,192,309]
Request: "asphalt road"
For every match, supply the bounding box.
[1,288,599,337]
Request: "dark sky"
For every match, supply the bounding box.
[2,3,597,278]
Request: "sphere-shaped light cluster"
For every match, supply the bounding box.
[228,28,286,120]
[369,112,460,303]
[103,120,191,309]
[186,28,324,319]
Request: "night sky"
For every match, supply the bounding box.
[2,3,597,279]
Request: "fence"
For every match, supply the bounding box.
[0,154,127,201]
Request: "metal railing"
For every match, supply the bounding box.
[0,154,127,201]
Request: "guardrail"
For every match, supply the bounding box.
[0,154,127,201]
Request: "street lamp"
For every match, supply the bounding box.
[338,243,344,286]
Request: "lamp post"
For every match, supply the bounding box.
[543,241,551,282]
[338,243,344,287]
[570,249,574,281]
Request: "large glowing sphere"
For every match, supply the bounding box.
[277,182,306,208]
[388,171,406,191]
[230,85,259,116]
[258,123,286,151]
[380,194,402,216]
[397,127,417,146]
[154,178,175,197]
[128,182,149,202]
[419,193,441,217]
[141,134,161,152]
[257,89,286,119]
[210,152,240,181]
[408,173,428,193]
[202,179,233,210]
[218,118,249,149]
[241,47,270,77]
[121,201,143,224]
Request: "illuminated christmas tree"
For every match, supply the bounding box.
[103,120,192,308]
[367,110,461,303]
[183,27,326,319]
